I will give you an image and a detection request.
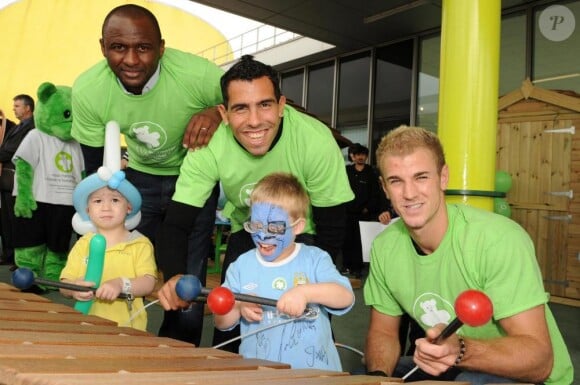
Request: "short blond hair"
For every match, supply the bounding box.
[376,125,446,176]
[250,172,309,220]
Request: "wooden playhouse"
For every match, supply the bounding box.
[496,79,580,305]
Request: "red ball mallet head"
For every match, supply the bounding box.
[436,289,493,342]
[207,286,236,315]
[454,289,494,327]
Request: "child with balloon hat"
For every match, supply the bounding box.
[60,123,157,331]
[213,172,354,371]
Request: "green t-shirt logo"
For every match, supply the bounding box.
[413,293,454,329]
[55,151,74,173]
[130,121,166,150]
[239,182,256,207]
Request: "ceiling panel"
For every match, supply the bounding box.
[193,0,537,61]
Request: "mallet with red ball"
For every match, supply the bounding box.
[401,289,494,381]
[176,274,279,315]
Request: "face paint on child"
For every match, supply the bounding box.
[248,202,294,262]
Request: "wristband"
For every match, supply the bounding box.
[121,277,132,295]
[366,370,389,377]
[454,337,466,366]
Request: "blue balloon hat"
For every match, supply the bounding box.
[71,166,142,235]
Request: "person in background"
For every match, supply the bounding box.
[341,143,390,278]
[120,147,129,169]
[0,96,35,268]
[0,106,16,143]
[214,172,354,370]
[156,55,353,352]
[364,125,573,384]
[71,4,223,345]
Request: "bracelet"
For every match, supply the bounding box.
[454,336,466,366]
[121,277,132,295]
[366,370,389,377]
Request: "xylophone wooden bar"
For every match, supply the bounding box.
[4,369,363,385]
[0,330,193,347]
[0,300,79,313]
[0,308,119,325]
[0,320,149,336]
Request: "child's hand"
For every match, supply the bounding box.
[277,286,308,317]
[240,301,263,322]
[70,279,95,301]
[378,210,392,224]
[95,278,123,301]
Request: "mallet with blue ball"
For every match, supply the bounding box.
[176,274,278,315]
[11,267,128,299]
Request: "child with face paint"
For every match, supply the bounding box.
[214,172,355,371]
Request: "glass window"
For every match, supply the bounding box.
[372,40,413,162]
[417,14,529,129]
[533,1,580,92]
[337,51,371,150]
[500,13,527,96]
[417,35,440,133]
[306,61,334,126]
[281,69,304,107]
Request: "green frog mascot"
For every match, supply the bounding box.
[12,82,85,289]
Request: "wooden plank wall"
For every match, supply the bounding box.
[497,98,579,302]
[567,120,580,301]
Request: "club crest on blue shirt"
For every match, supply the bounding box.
[294,272,308,286]
[272,277,287,291]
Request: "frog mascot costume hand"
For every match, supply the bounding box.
[12,82,85,287]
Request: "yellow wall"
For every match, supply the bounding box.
[0,0,232,121]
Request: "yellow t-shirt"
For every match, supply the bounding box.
[60,231,157,331]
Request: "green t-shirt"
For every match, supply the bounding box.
[173,104,354,233]
[364,204,573,385]
[71,48,223,175]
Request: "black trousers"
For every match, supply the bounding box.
[0,190,15,262]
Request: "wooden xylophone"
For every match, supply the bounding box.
[0,282,486,385]
[0,282,420,385]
